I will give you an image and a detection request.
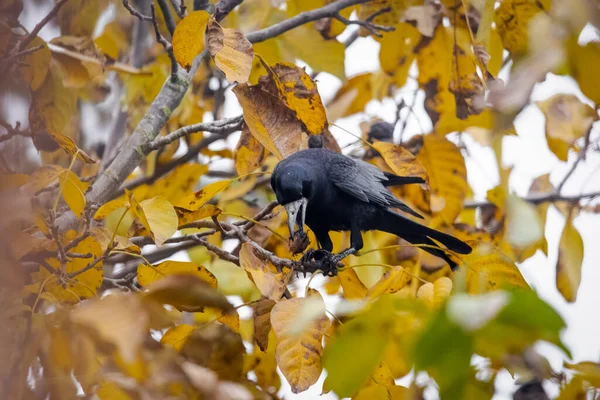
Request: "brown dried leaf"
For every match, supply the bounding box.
[252,297,276,351]
[207,20,254,84]
[239,243,286,300]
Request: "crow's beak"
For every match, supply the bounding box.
[284,197,307,238]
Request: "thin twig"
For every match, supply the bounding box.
[68,256,106,278]
[332,11,394,37]
[0,44,45,67]
[156,0,177,36]
[0,121,31,144]
[464,190,600,208]
[556,125,594,193]
[16,0,69,51]
[150,3,178,81]
[122,0,152,21]
[169,0,187,18]
[143,115,243,153]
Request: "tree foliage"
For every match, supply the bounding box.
[0,0,599,399]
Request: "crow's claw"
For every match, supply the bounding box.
[300,249,340,277]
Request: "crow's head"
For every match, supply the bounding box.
[271,163,312,239]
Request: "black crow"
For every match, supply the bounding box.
[270,148,472,274]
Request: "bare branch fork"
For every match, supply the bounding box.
[55,0,377,232]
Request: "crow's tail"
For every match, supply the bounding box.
[382,173,425,187]
[378,210,472,270]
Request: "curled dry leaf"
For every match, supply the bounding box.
[270,290,330,393]
[172,10,210,71]
[239,243,286,301]
[556,215,584,302]
[233,70,306,159]
[137,260,217,288]
[252,297,276,351]
[142,274,233,312]
[207,19,254,84]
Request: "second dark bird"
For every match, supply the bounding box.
[270,147,472,274]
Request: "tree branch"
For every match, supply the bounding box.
[150,3,178,80]
[464,190,600,208]
[245,0,375,43]
[16,0,69,51]
[156,0,177,36]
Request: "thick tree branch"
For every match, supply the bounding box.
[56,0,367,232]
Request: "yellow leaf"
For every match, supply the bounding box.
[24,165,64,193]
[327,73,373,120]
[270,291,330,393]
[49,36,105,88]
[58,169,89,217]
[93,198,128,221]
[378,23,419,87]
[338,268,368,299]
[143,274,233,312]
[495,0,549,56]
[460,241,529,294]
[172,10,210,71]
[367,266,410,298]
[218,175,257,203]
[252,297,276,351]
[410,134,467,224]
[72,293,150,367]
[18,36,51,90]
[506,194,545,251]
[43,130,97,164]
[569,41,600,105]
[216,308,240,333]
[248,338,281,393]
[95,21,128,60]
[281,24,345,80]
[56,0,104,36]
[239,243,286,300]
[373,141,428,182]
[233,82,305,159]
[353,384,389,400]
[33,235,103,303]
[235,126,266,175]
[416,282,434,307]
[161,324,196,351]
[536,94,597,161]
[137,260,217,288]
[207,20,254,83]
[564,361,600,387]
[433,276,453,307]
[90,226,140,254]
[173,180,233,211]
[129,194,178,246]
[556,215,584,302]
[146,163,209,202]
[268,62,328,135]
[176,204,222,227]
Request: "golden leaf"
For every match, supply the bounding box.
[58,169,89,217]
[137,260,217,288]
[235,126,266,175]
[339,268,368,299]
[416,282,434,307]
[460,241,529,294]
[173,180,232,211]
[252,297,276,351]
[94,21,128,60]
[143,274,233,312]
[556,215,584,302]
[44,130,97,164]
[130,194,178,246]
[233,82,305,159]
[373,141,428,183]
[239,242,286,300]
[90,226,140,254]
[270,290,330,393]
[268,62,328,135]
[536,94,597,161]
[216,308,240,333]
[55,0,104,36]
[494,0,549,56]
[161,324,196,351]
[32,235,103,303]
[207,20,254,83]
[18,36,50,90]
[409,134,468,224]
[564,361,600,387]
[327,73,373,121]
[569,41,600,105]
[24,165,64,194]
[49,36,105,88]
[248,338,281,393]
[367,265,410,298]
[378,23,420,87]
[281,23,345,81]
[432,276,453,307]
[172,10,210,71]
[176,204,222,227]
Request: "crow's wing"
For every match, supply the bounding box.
[328,155,424,219]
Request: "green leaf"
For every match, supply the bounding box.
[322,296,394,398]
